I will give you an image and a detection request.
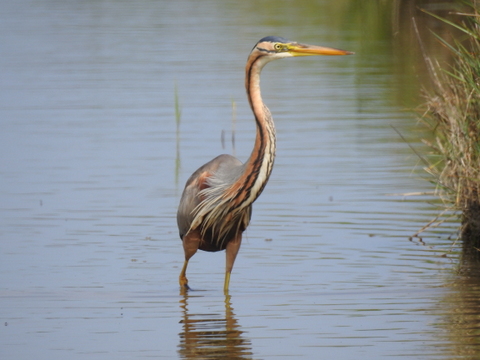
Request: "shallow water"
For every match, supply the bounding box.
[2,0,479,359]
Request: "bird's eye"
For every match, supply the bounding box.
[274,43,285,52]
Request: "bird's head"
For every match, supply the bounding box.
[250,36,353,62]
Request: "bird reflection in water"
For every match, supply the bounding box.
[178,291,254,359]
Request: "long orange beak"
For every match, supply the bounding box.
[288,43,354,56]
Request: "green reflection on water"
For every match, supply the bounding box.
[436,262,480,360]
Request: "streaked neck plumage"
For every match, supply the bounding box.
[230,51,277,208]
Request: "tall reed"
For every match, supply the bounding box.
[421,2,480,250]
[175,83,182,187]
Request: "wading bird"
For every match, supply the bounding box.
[177,36,352,292]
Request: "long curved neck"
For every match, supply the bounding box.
[230,53,276,208]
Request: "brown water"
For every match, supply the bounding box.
[2,0,479,359]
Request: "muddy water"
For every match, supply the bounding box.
[1,0,478,359]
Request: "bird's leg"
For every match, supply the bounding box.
[180,231,201,289]
[224,232,242,293]
[179,260,190,288]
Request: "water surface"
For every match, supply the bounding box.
[1,1,477,359]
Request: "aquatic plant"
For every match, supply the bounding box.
[420,2,480,252]
[175,83,182,187]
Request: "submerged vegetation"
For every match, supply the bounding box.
[420,2,480,254]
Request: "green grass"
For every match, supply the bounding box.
[420,2,480,250]
[175,83,182,187]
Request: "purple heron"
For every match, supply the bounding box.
[177,36,352,291]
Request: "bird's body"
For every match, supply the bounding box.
[177,153,251,252]
[177,36,352,292]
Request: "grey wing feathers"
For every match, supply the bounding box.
[176,154,243,239]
